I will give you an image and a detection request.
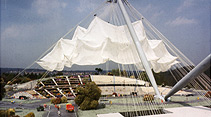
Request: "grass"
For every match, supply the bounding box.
[1,98,47,117]
[1,93,210,117]
[2,98,40,104]
[77,95,210,117]
[0,107,45,117]
[15,108,45,117]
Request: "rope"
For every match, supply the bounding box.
[62,1,107,38]
[9,1,107,84]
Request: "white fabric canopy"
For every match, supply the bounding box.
[37,17,178,72]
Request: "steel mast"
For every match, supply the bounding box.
[117,0,163,100]
[165,54,211,100]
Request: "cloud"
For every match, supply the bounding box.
[141,4,155,14]
[2,0,72,43]
[151,11,164,21]
[166,16,197,26]
[76,0,100,13]
[32,0,67,16]
[1,25,20,40]
[177,0,195,13]
[1,24,35,40]
[138,4,164,22]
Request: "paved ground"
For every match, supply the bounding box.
[0,99,50,109]
[0,99,78,117]
[1,95,210,117]
[147,106,211,117]
[42,104,78,117]
[96,106,211,117]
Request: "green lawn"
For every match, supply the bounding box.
[1,94,209,117]
[2,98,40,104]
[77,95,210,117]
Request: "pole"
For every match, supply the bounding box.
[165,54,211,100]
[117,0,163,99]
[113,75,115,93]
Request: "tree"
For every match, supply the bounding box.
[56,71,63,75]
[24,112,35,117]
[109,69,127,77]
[51,98,61,104]
[0,79,6,100]
[111,69,120,76]
[95,68,103,75]
[74,82,101,110]
[61,96,67,103]
[122,70,127,77]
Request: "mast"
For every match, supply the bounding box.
[165,54,211,100]
[117,0,163,99]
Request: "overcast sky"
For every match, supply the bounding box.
[1,0,210,70]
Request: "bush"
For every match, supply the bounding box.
[54,98,61,104]
[50,98,56,104]
[86,82,101,100]
[24,112,35,117]
[76,87,88,95]
[0,110,7,116]
[79,97,99,110]
[80,97,92,110]
[0,108,16,117]
[61,96,67,103]
[143,94,154,101]
[205,91,211,98]
[90,100,99,109]
[8,108,15,116]
[51,98,61,104]
[74,82,101,110]
[75,95,85,106]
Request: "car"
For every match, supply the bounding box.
[19,96,28,100]
[11,101,15,104]
[66,103,74,112]
[97,103,106,109]
[16,107,23,109]
[37,106,44,111]
[186,94,194,97]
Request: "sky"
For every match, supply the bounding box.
[0,0,210,70]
